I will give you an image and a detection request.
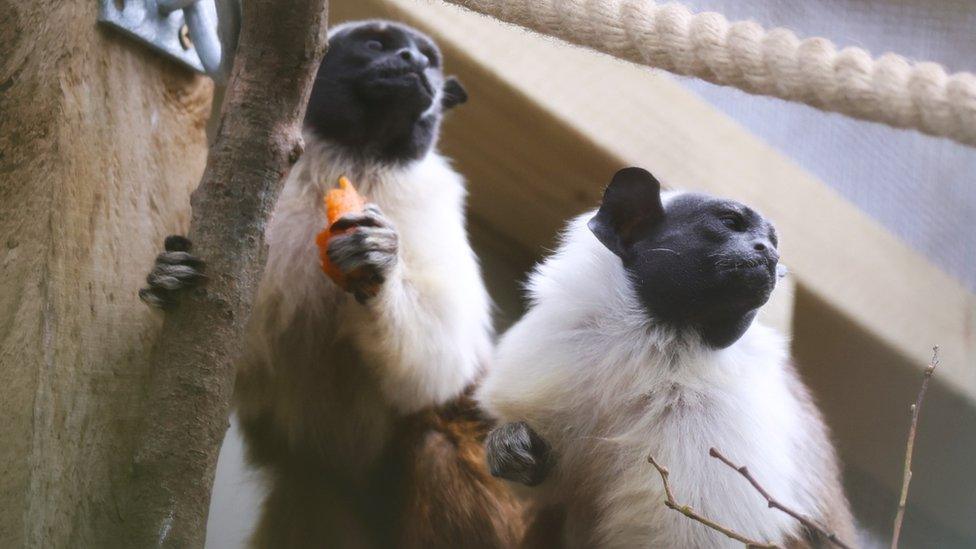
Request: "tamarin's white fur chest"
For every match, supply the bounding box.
[242,134,491,450]
[479,214,834,548]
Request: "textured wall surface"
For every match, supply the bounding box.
[0,1,211,546]
[678,0,976,292]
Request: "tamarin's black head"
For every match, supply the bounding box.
[589,168,781,349]
[305,20,467,163]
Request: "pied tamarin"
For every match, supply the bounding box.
[479,168,856,548]
[140,19,523,548]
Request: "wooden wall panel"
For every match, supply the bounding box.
[0,1,211,545]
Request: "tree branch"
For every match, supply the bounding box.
[647,455,779,548]
[708,448,853,549]
[891,346,940,549]
[107,2,330,546]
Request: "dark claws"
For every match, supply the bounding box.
[155,251,204,268]
[139,235,205,310]
[329,204,393,232]
[325,215,398,304]
[138,287,174,310]
[326,229,397,269]
[485,421,553,486]
[164,234,192,253]
[354,289,371,305]
[147,263,205,287]
[330,214,382,232]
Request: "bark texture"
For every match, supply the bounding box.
[0,1,212,547]
[107,1,331,547]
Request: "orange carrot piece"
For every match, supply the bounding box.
[316,176,366,286]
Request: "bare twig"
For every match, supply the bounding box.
[647,455,779,548]
[891,346,940,549]
[709,448,853,549]
[107,2,331,547]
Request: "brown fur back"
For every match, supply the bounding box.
[396,392,526,548]
[520,506,566,549]
[242,390,525,548]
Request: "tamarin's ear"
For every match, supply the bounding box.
[588,167,665,256]
[441,77,468,110]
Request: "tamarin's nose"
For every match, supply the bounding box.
[398,47,429,69]
[752,239,779,262]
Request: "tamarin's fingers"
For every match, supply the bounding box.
[353,286,379,305]
[345,266,385,304]
[147,261,205,286]
[329,206,394,232]
[327,228,398,258]
[323,224,397,304]
[151,264,205,284]
[155,251,205,269]
[164,234,193,253]
[328,250,396,275]
[139,236,206,310]
[138,287,173,309]
[329,214,383,232]
[485,422,553,487]
[327,249,396,281]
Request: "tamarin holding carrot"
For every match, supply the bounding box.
[140,20,522,548]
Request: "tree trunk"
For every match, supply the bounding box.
[1,0,330,546]
[0,1,211,547]
[106,1,331,547]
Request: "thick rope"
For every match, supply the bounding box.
[443,0,976,147]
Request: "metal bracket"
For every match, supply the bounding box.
[98,0,228,82]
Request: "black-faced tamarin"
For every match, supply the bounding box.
[480,168,856,548]
[141,20,523,548]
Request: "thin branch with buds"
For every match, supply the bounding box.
[708,448,853,549]
[891,346,940,549]
[647,455,779,549]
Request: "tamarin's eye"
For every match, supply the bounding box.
[365,40,383,51]
[719,213,745,231]
[421,48,439,67]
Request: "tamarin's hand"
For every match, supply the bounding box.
[485,421,553,487]
[138,235,206,310]
[326,204,399,304]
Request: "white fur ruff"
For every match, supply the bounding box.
[478,210,827,548]
[260,134,492,413]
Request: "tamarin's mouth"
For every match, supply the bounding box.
[714,255,775,273]
[369,67,435,97]
[372,65,418,79]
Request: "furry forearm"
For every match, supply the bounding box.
[351,263,488,413]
